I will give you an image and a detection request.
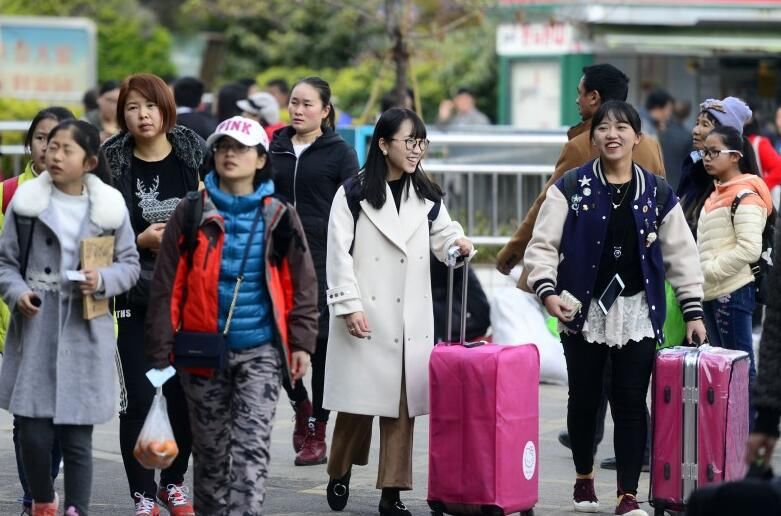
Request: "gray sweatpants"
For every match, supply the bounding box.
[180,344,281,516]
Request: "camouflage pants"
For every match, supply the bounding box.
[181,344,281,516]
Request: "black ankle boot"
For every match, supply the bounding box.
[379,490,411,516]
[327,470,351,511]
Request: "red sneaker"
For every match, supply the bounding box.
[157,484,194,516]
[615,494,648,516]
[133,493,159,516]
[573,477,599,513]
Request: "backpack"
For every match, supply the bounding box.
[730,190,775,305]
[342,176,441,254]
[1,176,20,215]
[181,191,205,266]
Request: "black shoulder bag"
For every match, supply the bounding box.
[173,200,264,372]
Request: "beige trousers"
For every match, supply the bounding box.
[326,371,414,490]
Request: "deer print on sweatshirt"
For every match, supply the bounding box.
[136,177,181,223]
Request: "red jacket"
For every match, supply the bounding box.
[749,134,781,190]
[145,190,319,382]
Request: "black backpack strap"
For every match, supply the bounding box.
[730,189,757,223]
[427,199,441,229]
[182,190,204,269]
[16,216,36,278]
[343,177,363,255]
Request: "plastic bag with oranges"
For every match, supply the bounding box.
[133,388,179,470]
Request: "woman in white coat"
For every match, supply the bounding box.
[323,108,472,516]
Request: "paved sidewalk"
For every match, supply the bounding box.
[1,381,778,515]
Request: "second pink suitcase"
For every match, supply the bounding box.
[427,252,539,516]
[650,345,750,515]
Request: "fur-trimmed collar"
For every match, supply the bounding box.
[12,172,127,229]
[102,125,207,182]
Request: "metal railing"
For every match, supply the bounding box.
[0,121,567,245]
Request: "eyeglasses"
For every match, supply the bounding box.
[213,141,253,154]
[702,148,743,160]
[390,138,430,152]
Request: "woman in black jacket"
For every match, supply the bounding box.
[102,73,207,515]
[270,76,359,466]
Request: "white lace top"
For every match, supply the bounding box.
[560,291,656,347]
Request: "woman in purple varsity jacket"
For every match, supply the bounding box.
[524,101,707,516]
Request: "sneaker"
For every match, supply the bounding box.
[615,494,648,516]
[326,470,351,511]
[20,505,31,516]
[573,478,599,513]
[31,492,58,516]
[295,418,328,466]
[157,484,194,516]
[378,498,412,516]
[134,493,160,516]
[65,507,80,516]
[292,399,313,452]
[558,430,572,449]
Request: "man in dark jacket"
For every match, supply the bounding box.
[174,77,217,140]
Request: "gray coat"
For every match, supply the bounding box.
[0,172,139,424]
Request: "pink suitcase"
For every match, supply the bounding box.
[650,345,750,515]
[427,253,539,516]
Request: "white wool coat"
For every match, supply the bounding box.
[323,184,464,418]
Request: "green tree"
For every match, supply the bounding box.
[0,0,176,82]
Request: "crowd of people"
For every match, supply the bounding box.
[0,62,780,516]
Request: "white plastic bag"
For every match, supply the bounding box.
[490,283,568,386]
[133,387,179,470]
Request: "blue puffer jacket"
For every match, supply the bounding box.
[205,172,275,349]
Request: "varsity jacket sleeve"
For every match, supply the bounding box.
[523,185,568,302]
[429,202,465,264]
[144,200,188,368]
[326,186,363,317]
[658,203,704,321]
[754,210,781,437]
[0,207,34,313]
[701,203,766,285]
[279,206,319,354]
[95,211,140,299]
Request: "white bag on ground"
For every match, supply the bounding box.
[490,270,567,385]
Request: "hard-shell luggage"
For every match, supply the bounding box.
[650,345,750,515]
[427,250,539,516]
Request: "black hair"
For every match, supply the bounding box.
[216,83,249,123]
[292,76,336,131]
[82,89,98,111]
[266,78,289,94]
[706,125,760,176]
[582,64,630,103]
[99,80,120,96]
[25,107,76,150]
[589,100,643,141]
[456,86,475,97]
[209,135,273,189]
[380,87,415,113]
[47,120,113,185]
[359,108,442,209]
[645,89,674,111]
[173,77,205,108]
[698,110,721,127]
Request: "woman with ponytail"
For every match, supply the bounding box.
[269,76,360,466]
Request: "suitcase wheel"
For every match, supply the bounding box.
[480,505,504,516]
[520,510,534,516]
[653,508,667,516]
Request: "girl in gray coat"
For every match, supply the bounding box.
[0,120,140,516]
